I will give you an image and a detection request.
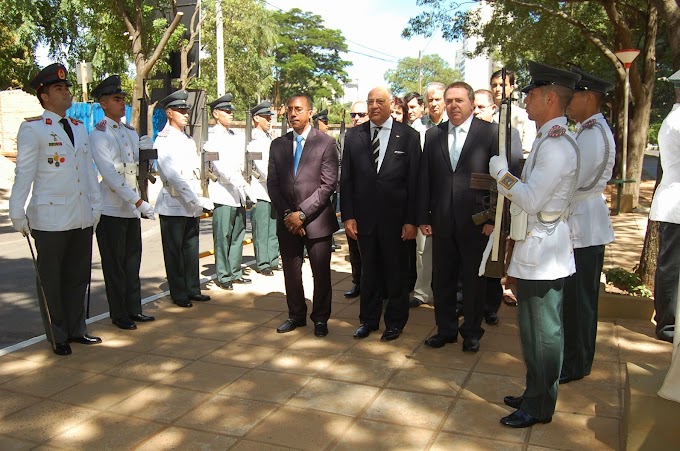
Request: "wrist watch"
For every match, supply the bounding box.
[298,211,306,221]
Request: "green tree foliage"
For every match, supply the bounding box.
[271,8,351,107]
[196,0,277,109]
[385,54,462,96]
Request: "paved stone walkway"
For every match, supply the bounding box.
[0,182,672,450]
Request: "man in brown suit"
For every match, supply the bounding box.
[267,94,339,337]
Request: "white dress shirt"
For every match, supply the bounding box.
[447,114,473,170]
[370,116,393,171]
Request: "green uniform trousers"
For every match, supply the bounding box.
[517,278,565,421]
[562,245,604,379]
[159,215,200,302]
[213,204,246,283]
[251,200,279,271]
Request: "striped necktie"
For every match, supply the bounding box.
[372,126,382,171]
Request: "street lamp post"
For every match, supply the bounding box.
[615,48,640,182]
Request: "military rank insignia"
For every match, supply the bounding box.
[548,125,566,137]
[45,118,53,125]
[123,122,135,130]
[581,118,597,129]
[70,118,81,126]
[47,152,65,167]
[499,172,519,190]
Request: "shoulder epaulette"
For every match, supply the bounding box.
[122,122,135,130]
[580,119,597,129]
[547,125,566,138]
[69,118,82,126]
[95,119,107,131]
[157,129,169,138]
[25,116,42,122]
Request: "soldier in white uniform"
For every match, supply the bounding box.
[89,75,157,330]
[206,94,252,290]
[562,68,616,382]
[155,90,214,307]
[489,62,581,428]
[650,69,680,343]
[248,100,280,276]
[9,63,103,355]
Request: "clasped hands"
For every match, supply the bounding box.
[345,219,416,241]
[285,211,305,236]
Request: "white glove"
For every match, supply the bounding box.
[197,197,214,211]
[11,217,30,236]
[489,155,509,180]
[136,200,156,220]
[139,135,154,150]
[93,210,102,232]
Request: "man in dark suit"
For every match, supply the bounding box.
[418,82,498,352]
[341,86,420,341]
[267,94,339,337]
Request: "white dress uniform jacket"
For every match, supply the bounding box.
[495,117,578,280]
[154,124,203,217]
[650,103,680,224]
[206,125,251,207]
[569,113,615,248]
[248,128,273,202]
[90,118,140,218]
[9,110,102,231]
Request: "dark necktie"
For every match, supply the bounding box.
[372,126,382,171]
[60,118,75,146]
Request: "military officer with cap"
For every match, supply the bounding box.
[155,89,214,307]
[650,69,680,343]
[488,61,581,427]
[9,63,103,355]
[562,68,616,382]
[90,75,157,330]
[206,93,253,290]
[248,100,280,276]
[313,109,329,133]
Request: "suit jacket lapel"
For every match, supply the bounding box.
[379,122,401,174]
[437,122,453,173]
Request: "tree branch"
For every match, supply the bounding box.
[142,12,184,76]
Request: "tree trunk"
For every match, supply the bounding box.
[131,64,146,130]
[637,158,663,290]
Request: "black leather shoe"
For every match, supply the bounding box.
[409,298,424,308]
[344,284,360,298]
[54,342,72,355]
[233,277,252,284]
[173,299,193,308]
[353,324,378,339]
[463,337,480,352]
[559,372,583,385]
[277,318,306,333]
[504,395,523,409]
[314,322,329,337]
[69,334,102,345]
[213,280,234,290]
[424,334,457,348]
[381,327,402,341]
[259,268,274,276]
[500,409,551,428]
[189,294,211,302]
[130,313,155,322]
[485,312,499,325]
[112,318,137,330]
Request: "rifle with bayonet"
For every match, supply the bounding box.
[138,147,157,202]
[200,102,219,197]
[488,67,513,277]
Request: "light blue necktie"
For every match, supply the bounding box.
[293,135,304,175]
[450,126,462,170]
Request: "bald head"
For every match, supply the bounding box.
[367,86,393,126]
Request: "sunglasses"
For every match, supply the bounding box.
[350,112,367,118]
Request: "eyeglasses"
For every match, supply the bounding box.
[350,112,367,118]
[286,106,309,114]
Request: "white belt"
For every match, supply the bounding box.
[573,191,604,202]
[538,211,562,222]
